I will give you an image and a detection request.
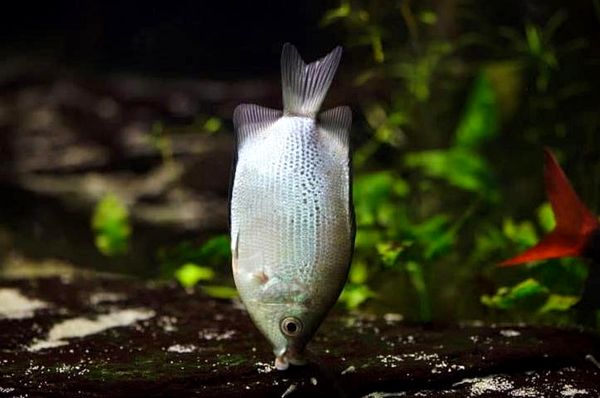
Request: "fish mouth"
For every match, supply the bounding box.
[274,347,308,371]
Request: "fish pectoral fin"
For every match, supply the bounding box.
[233,104,282,150]
[319,106,351,159]
[231,229,239,274]
[259,277,306,303]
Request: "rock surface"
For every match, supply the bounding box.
[0,276,599,397]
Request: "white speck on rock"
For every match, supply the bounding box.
[198,329,236,341]
[255,362,274,374]
[383,313,404,324]
[403,352,439,362]
[158,316,178,332]
[362,392,406,397]
[453,375,514,395]
[28,340,69,351]
[281,383,297,398]
[0,387,15,393]
[377,354,404,368]
[401,335,415,344]
[310,377,318,386]
[431,360,465,374]
[341,365,356,375]
[561,384,588,397]
[56,364,73,374]
[167,344,197,353]
[27,308,155,351]
[500,329,521,338]
[89,292,126,305]
[511,387,539,397]
[0,289,49,319]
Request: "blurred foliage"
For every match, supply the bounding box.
[324,0,600,325]
[150,122,174,165]
[159,235,230,276]
[150,115,224,163]
[160,235,238,299]
[200,285,239,300]
[481,278,578,314]
[82,0,600,327]
[91,194,131,257]
[175,263,215,288]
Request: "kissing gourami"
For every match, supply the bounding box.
[230,43,355,370]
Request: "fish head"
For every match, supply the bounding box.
[249,301,321,370]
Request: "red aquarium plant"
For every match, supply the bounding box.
[500,149,600,313]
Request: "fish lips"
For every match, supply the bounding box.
[275,344,309,370]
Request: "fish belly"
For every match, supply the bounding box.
[231,116,351,308]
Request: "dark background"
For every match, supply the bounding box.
[0,1,343,78]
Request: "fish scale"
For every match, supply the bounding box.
[233,117,346,294]
[230,43,354,370]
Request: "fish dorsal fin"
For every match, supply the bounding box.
[281,43,342,117]
[500,149,599,266]
[319,106,351,159]
[233,104,282,150]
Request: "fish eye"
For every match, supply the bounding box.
[280,317,303,337]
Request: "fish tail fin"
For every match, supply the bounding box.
[500,148,599,266]
[281,43,342,118]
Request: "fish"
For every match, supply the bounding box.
[500,148,599,266]
[500,148,600,313]
[229,43,354,370]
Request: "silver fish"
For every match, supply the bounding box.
[229,43,354,370]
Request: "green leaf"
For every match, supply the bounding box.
[201,285,239,299]
[502,218,538,247]
[405,149,496,196]
[537,202,556,232]
[196,235,231,264]
[418,10,438,25]
[481,278,549,310]
[369,28,385,63]
[525,24,542,56]
[511,278,548,299]
[376,242,406,268]
[353,171,409,226]
[354,228,382,250]
[203,117,222,133]
[92,194,131,257]
[321,2,351,26]
[454,73,498,148]
[349,261,369,284]
[339,283,376,309]
[538,294,579,314]
[472,225,506,262]
[175,263,215,288]
[424,232,455,260]
[410,215,455,260]
[159,235,231,279]
[532,257,588,295]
